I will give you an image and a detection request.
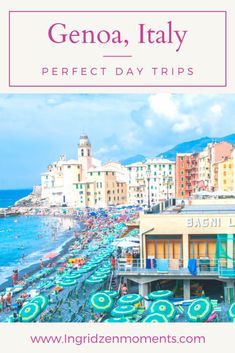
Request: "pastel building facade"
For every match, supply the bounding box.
[117,198,235,303]
[73,162,128,208]
[175,141,234,199]
[41,134,128,208]
[126,158,175,206]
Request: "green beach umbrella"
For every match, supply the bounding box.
[58,278,77,287]
[85,277,104,285]
[111,305,137,318]
[102,290,119,299]
[228,302,235,320]
[64,272,82,280]
[77,267,93,274]
[142,313,168,323]
[118,294,143,305]
[96,268,111,275]
[90,292,114,313]
[31,294,48,312]
[148,290,173,300]
[104,317,129,323]
[186,298,212,322]
[92,273,109,280]
[19,302,41,322]
[148,300,176,321]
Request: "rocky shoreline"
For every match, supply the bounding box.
[0,186,89,219]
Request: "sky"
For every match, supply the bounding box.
[0,93,235,189]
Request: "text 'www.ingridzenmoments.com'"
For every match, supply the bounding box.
[30,333,206,346]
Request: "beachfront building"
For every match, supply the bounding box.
[126,158,175,206]
[41,134,128,208]
[116,198,235,304]
[175,153,192,199]
[213,158,234,193]
[176,142,234,199]
[73,161,128,208]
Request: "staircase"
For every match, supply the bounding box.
[109,271,121,291]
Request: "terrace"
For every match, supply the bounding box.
[116,258,235,279]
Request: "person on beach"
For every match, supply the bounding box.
[40,258,44,269]
[12,270,18,286]
[111,255,116,271]
[121,283,128,296]
[5,292,12,312]
[0,294,5,312]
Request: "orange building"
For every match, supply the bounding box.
[175,153,192,198]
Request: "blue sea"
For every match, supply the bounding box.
[0,189,32,208]
[0,190,77,286]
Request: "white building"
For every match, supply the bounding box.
[41,134,101,207]
[126,158,175,206]
[41,134,128,208]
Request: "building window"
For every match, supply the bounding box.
[76,184,78,189]
[181,191,184,196]
[98,172,101,176]
[181,171,184,175]
[106,171,108,176]
[90,172,93,176]
[80,184,83,189]
[81,149,84,157]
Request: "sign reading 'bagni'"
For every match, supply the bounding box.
[186,217,235,228]
[9,10,227,88]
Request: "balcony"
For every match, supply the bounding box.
[116,258,235,279]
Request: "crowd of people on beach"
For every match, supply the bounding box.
[0,205,140,322]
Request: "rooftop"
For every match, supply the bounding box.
[179,204,235,214]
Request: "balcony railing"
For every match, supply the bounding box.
[116,258,235,278]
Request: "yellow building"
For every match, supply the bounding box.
[216,158,234,192]
[74,162,128,208]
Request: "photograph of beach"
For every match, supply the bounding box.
[1,93,235,323]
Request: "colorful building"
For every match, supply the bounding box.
[127,158,175,206]
[117,198,235,303]
[175,153,192,199]
[41,134,127,208]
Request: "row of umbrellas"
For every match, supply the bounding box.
[19,294,49,322]
[89,289,228,323]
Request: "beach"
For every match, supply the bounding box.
[0,203,141,323]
